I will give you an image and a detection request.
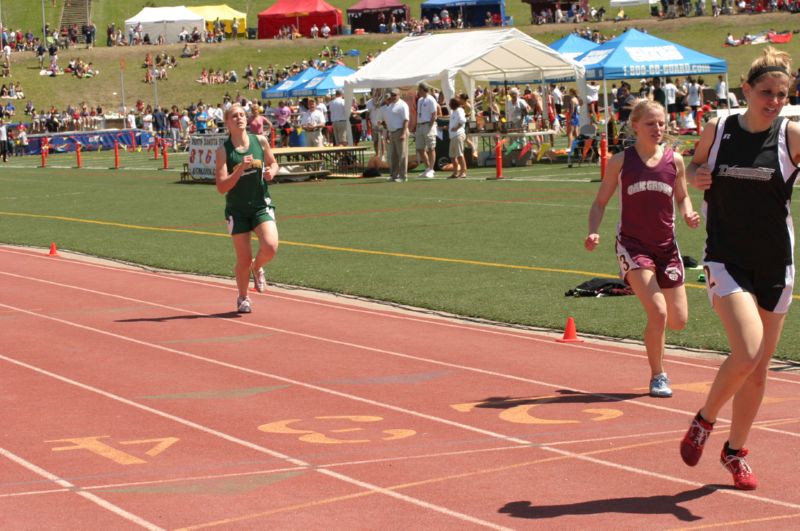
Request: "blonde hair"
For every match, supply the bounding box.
[629,99,666,125]
[745,46,792,86]
[628,99,677,144]
[224,102,246,122]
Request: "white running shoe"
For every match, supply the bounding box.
[251,264,267,293]
[649,372,673,398]
[423,168,435,178]
[237,296,252,313]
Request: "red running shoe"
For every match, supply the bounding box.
[680,414,714,466]
[720,447,758,490]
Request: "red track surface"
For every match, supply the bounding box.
[1,245,799,530]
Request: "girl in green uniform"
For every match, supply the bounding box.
[215,103,280,313]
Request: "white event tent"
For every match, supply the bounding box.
[343,28,587,143]
[124,6,205,44]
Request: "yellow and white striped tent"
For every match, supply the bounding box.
[188,4,247,35]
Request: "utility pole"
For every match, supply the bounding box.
[41,0,47,43]
[153,73,159,109]
[120,58,126,113]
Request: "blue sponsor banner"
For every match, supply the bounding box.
[24,129,154,155]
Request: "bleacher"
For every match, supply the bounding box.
[58,0,92,45]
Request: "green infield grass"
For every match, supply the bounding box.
[2,151,799,362]
[2,4,799,112]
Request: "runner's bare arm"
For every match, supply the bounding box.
[673,152,700,228]
[686,117,718,191]
[257,135,279,181]
[585,151,623,251]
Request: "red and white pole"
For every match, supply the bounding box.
[600,133,608,180]
[162,141,169,169]
[494,135,503,179]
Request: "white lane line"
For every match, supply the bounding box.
[3,327,800,514]
[3,266,800,441]
[0,302,800,512]
[0,271,708,422]
[6,417,797,501]
[3,246,798,386]
[0,270,742,424]
[0,351,510,531]
[542,444,800,510]
[0,446,165,530]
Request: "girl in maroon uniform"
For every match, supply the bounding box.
[585,100,701,398]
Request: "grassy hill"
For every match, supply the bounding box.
[3,5,799,113]
[0,0,649,36]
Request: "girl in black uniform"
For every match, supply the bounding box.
[680,47,800,490]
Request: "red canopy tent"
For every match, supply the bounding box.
[347,0,409,33]
[257,0,343,39]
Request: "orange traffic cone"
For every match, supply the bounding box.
[557,317,584,343]
[48,242,58,256]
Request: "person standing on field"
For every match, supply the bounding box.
[415,83,438,178]
[382,88,409,182]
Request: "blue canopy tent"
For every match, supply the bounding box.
[577,28,727,80]
[261,67,322,100]
[420,0,506,28]
[549,34,598,61]
[290,65,369,97]
[576,28,727,122]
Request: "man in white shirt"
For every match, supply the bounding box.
[315,98,328,123]
[585,80,600,119]
[328,89,348,145]
[550,83,563,122]
[210,104,224,131]
[415,83,438,178]
[303,99,326,147]
[664,77,678,118]
[321,24,331,38]
[505,88,529,130]
[179,111,192,144]
[0,118,7,163]
[382,88,409,182]
[2,43,11,74]
[126,110,137,130]
[715,75,728,108]
[366,91,385,159]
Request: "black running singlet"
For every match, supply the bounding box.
[705,115,797,267]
